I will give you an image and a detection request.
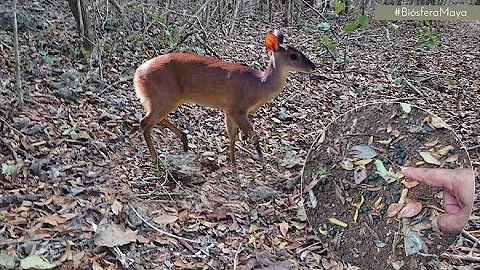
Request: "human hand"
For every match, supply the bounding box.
[401,167,475,234]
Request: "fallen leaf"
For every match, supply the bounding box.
[391,130,401,137]
[351,145,378,159]
[328,217,348,228]
[340,159,354,170]
[279,221,289,237]
[398,201,423,218]
[41,214,66,226]
[297,204,308,222]
[71,130,91,140]
[374,159,397,183]
[387,203,405,218]
[438,145,454,156]
[400,103,412,114]
[353,166,368,184]
[354,159,373,165]
[94,219,137,247]
[426,114,449,129]
[318,131,326,143]
[404,230,424,256]
[92,260,104,270]
[402,179,420,188]
[398,188,409,204]
[111,200,122,216]
[424,139,439,147]
[72,251,85,268]
[419,151,441,165]
[58,240,73,262]
[445,154,458,163]
[153,215,178,225]
[20,255,57,269]
[0,251,15,269]
[291,221,307,230]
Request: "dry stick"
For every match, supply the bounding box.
[232,243,243,270]
[0,137,19,162]
[0,194,45,205]
[13,0,23,105]
[111,246,134,268]
[164,8,208,42]
[167,30,199,53]
[228,0,241,35]
[194,33,220,59]
[463,230,480,245]
[77,0,84,41]
[404,78,425,97]
[177,0,213,37]
[439,253,480,263]
[466,145,480,151]
[299,0,340,41]
[128,204,200,244]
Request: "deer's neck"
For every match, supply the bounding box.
[260,54,289,94]
[247,55,290,114]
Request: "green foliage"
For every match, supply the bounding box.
[357,15,368,28]
[41,52,55,64]
[0,251,16,269]
[20,255,57,269]
[387,22,400,33]
[343,22,357,33]
[2,162,27,181]
[330,0,346,15]
[343,15,369,33]
[321,35,339,52]
[336,52,350,64]
[317,22,331,31]
[419,31,442,51]
[193,46,205,55]
[152,12,179,50]
[393,77,402,86]
[316,166,328,178]
[443,77,456,86]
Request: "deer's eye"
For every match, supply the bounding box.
[289,53,298,60]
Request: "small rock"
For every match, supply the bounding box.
[283,175,299,192]
[278,110,293,121]
[249,185,276,203]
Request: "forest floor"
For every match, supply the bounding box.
[0,1,479,269]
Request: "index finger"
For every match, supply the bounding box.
[400,167,469,191]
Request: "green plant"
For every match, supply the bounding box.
[152,12,179,50]
[387,22,400,33]
[41,52,55,64]
[418,31,442,51]
[2,162,27,181]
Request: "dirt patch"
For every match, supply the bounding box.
[302,102,472,269]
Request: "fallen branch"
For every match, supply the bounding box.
[439,253,480,263]
[404,78,425,97]
[0,194,45,205]
[128,204,200,244]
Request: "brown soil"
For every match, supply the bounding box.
[302,102,471,269]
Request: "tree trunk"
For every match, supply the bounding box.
[67,0,93,50]
[283,0,292,25]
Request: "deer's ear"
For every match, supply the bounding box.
[264,32,279,52]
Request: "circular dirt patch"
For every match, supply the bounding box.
[301,102,474,269]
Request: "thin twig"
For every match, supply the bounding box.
[167,30,199,53]
[194,33,220,59]
[404,78,425,97]
[128,204,200,244]
[13,0,23,105]
[466,145,480,151]
[439,253,480,263]
[233,242,243,270]
[0,137,19,162]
